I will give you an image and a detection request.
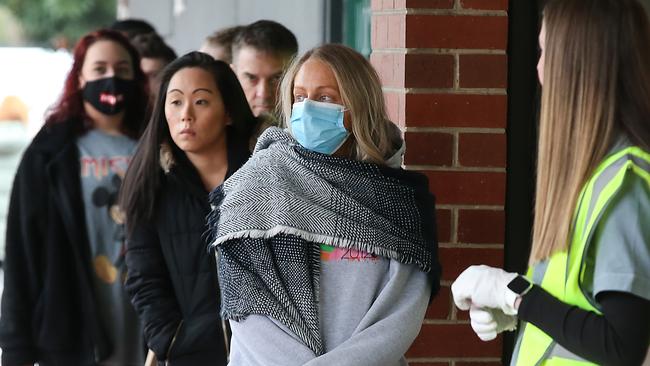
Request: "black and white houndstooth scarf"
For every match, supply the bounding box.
[207,127,439,355]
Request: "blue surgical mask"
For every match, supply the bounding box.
[290,99,350,155]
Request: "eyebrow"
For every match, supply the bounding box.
[293,85,339,92]
[91,60,131,66]
[167,88,215,95]
[193,88,214,94]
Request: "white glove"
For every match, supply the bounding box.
[451,265,519,315]
[469,306,517,341]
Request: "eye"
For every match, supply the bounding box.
[116,67,132,78]
[94,66,106,74]
[294,94,305,102]
[196,99,208,105]
[169,99,181,106]
[318,95,333,102]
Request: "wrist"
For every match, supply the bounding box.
[506,275,533,315]
[514,296,523,310]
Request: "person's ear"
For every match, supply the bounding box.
[230,63,237,73]
[78,75,86,90]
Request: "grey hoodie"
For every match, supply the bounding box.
[227,130,433,366]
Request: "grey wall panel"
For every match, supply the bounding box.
[123,0,324,57]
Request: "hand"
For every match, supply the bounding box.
[451,265,519,315]
[469,306,517,341]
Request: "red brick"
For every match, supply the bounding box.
[371,53,404,87]
[383,0,395,10]
[406,15,508,49]
[424,171,506,205]
[384,92,399,124]
[388,14,406,48]
[439,247,504,280]
[370,53,383,81]
[405,94,507,128]
[436,208,452,243]
[458,209,505,244]
[394,92,407,126]
[405,54,454,88]
[407,324,502,357]
[459,54,507,89]
[406,0,454,8]
[460,0,508,10]
[372,15,389,49]
[394,53,406,86]
[404,132,454,166]
[426,285,451,319]
[459,132,506,168]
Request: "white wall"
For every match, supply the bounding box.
[121,0,325,56]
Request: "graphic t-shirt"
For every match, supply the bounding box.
[77,129,143,366]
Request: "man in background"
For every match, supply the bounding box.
[200,25,243,64]
[131,32,177,95]
[231,20,298,117]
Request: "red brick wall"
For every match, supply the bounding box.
[370,0,508,364]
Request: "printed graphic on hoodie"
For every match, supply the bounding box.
[320,243,380,262]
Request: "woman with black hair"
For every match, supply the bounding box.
[120,51,259,366]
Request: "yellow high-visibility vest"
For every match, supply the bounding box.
[511,146,650,366]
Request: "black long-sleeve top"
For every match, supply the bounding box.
[518,286,650,365]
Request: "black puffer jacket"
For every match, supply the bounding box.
[125,135,249,365]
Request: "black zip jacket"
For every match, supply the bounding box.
[125,131,249,366]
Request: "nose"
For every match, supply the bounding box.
[180,103,194,122]
[255,79,271,101]
[105,66,117,78]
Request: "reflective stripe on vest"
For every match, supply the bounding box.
[511,146,650,366]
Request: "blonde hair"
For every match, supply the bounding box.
[530,0,650,264]
[278,44,400,165]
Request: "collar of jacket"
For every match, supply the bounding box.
[160,142,209,201]
[30,120,77,154]
[159,126,251,199]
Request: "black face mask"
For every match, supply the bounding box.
[82,77,135,115]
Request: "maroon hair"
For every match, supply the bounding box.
[46,29,150,138]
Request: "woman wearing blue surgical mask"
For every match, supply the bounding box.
[0,29,149,365]
[207,44,441,365]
